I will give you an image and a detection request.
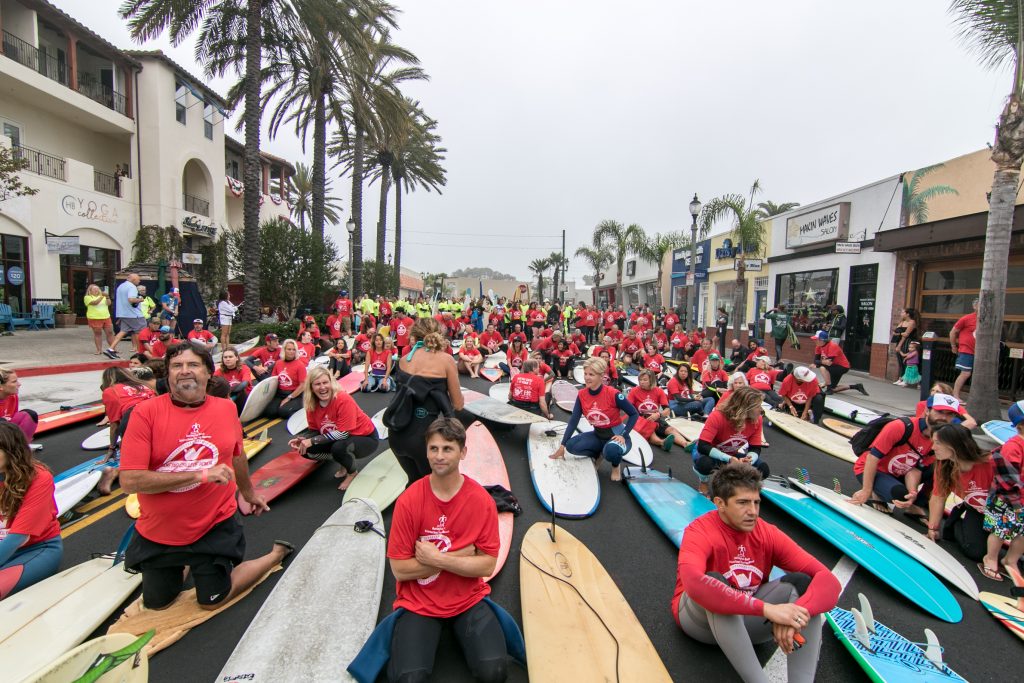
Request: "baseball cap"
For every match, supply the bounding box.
[794,366,816,382]
[812,331,829,341]
[159,325,171,333]
[927,393,961,414]
[1008,400,1024,426]
[192,318,203,324]
[708,353,721,361]
[304,315,315,322]
[755,355,772,364]
[265,333,278,341]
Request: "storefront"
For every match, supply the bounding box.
[705,232,770,342]
[59,245,121,320]
[670,238,709,326]
[1,232,31,313]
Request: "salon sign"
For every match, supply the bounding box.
[785,202,850,249]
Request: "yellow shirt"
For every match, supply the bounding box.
[84,293,111,320]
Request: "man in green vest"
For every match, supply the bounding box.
[764,304,792,364]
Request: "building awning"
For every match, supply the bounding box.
[874,206,1024,252]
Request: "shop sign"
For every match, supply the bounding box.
[61,194,119,225]
[182,215,217,237]
[46,235,80,255]
[716,239,756,259]
[835,241,861,254]
[733,258,762,271]
[6,265,24,285]
[182,252,203,264]
[786,202,850,248]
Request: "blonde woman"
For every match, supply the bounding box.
[84,283,115,354]
[288,366,378,490]
[457,336,484,378]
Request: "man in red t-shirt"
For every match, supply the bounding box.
[778,366,824,423]
[811,331,866,396]
[248,334,282,381]
[507,359,554,419]
[119,344,291,610]
[391,313,415,356]
[673,463,840,681]
[386,418,508,681]
[136,317,162,355]
[950,298,978,401]
[186,318,217,352]
[334,290,354,335]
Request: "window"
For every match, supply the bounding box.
[626,260,636,277]
[227,160,240,180]
[2,122,21,148]
[918,259,1024,343]
[204,103,214,140]
[175,81,188,124]
[775,269,838,334]
[1,233,29,313]
[715,281,736,320]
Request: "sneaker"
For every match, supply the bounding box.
[102,348,119,359]
[854,383,870,396]
[894,380,906,387]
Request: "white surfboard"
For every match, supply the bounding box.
[824,396,882,425]
[343,450,408,512]
[528,421,600,518]
[23,632,149,683]
[55,469,104,516]
[764,410,856,463]
[489,383,510,403]
[572,416,654,468]
[371,408,388,439]
[80,427,110,451]
[666,417,705,443]
[483,351,506,369]
[621,373,639,386]
[0,560,142,683]
[464,395,549,425]
[572,366,585,385]
[217,498,385,683]
[287,409,308,435]
[239,376,278,423]
[789,478,979,600]
[0,558,109,643]
[212,336,258,364]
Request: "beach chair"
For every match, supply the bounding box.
[33,303,55,329]
[0,303,31,331]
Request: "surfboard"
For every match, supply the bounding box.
[572,366,585,384]
[55,469,104,517]
[823,417,860,439]
[217,499,386,683]
[980,591,1024,642]
[339,369,365,394]
[827,594,967,682]
[239,375,278,423]
[212,336,258,364]
[488,383,510,402]
[34,403,105,435]
[621,372,639,386]
[371,408,388,439]
[464,395,549,425]
[308,354,330,369]
[480,367,503,382]
[551,380,577,411]
[342,449,408,512]
[665,417,705,443]
[287,409,308,435]
[239,450,321,515]
[571,417,655,469]
[519,522,672,682]
[53,454,114,484]
[483,351,506,369]
[825,396,882,425]
[764,411,856,463]
[981,420,1015,445]
[527,421,600,518]
[788,476,979,599]
[0,557,142,683]
[623,467,713,547]
[760,477,962,622]
[23,632,152,683]
[462,422,514,580]
[80,427,112,451]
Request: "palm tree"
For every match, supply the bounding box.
[593,220,644,308]
[699,180,770,341]
[948,0,1024,421]
[756,200,801,217]
[900,164,960,226]
[630,231,689,309]
[529,258,550,300]
[575,238,614,306]
[547,251,569,302]
[290,162,344,231]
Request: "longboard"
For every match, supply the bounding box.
[23,632,151,683]
[338,369,365,394]
[483,351,506,369]
[34,404,105,435]
[623,467,713,547]
[764,410,856,463]
[981,420,1015,445]
[342,449,408,512]
[788,477,979,599]
[573,417,655,469]
[463,422,514,580]
[287,409,308,435]
[827,594,967,682]
[823,417,860,439]
[979,591,1024,642]
[55,469,104,516]
[464,395,549,425]
[239,375,278,423]
[520,522,672,682]
[480,367,503,382]
[81,427,112,451]
[665,417,705,443]
[212,336,258,364]
[217,499,385,682]
[239,450,321,515]
[527,422,600,518]
[824,396,882,425]
[760,478,962,623]
[551,380,577,411]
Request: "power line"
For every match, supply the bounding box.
[395,240,563,250]
[381,228,561,239]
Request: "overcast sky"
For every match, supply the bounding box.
[76,0,1010,282]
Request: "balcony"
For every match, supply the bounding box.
[183,193,210,217]
[13,143,65,181]
[2,30,68,87]
[94,170,119,197]
[76,73,127,116]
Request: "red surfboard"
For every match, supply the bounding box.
[238,451,321,515]
[480,367,502,383]
[35,403,105,435]
[338,370,365,395]
[462,421,513,581]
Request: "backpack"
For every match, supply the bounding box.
[485,484,523,516]
[848,415,913,457]
[382,374,453,431]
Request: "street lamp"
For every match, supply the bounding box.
[686,193,702,331]
[345,218,355,299]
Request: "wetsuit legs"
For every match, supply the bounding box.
[0,537,62,599]
[304,434,378,473]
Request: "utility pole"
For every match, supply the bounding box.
[561,229,566,304]
[686,194,702,330]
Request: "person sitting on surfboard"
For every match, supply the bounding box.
[215,347,254,415]
[296,330,317,364]
[628,370,689,451]
[979,400,1024,582]
[596,349,621,388]
[699,354,729,406]
[119,343,292,613]
[550,339,577,380]
[618,330,643,371]
[569,327,588,357]
[713,372,749,410]
[247,334,282,382]
[267,339,308,419]
[187,318,217,352]
[96,366,158,495]
[672,462,841,682]
[691,338,713,375]
[385,417,509,682]
[746,356,783,408]
[926,423,994,564]
[642,343,666,375]
[0,421,62,599]
[670,324,689,361]
[457,337,484,379]
[550,357,640,482]
[530,329,558,365]
[811,331,867,396]
[507,359,554,420]
[694,386,769,491]
[778,366,825,424]
[478,324,505,356]
[667,364,713,419]
[362,334,395,392]
[0,368,38,443]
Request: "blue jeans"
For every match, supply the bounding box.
[671,398,715,417]
[565,430,630,467]
[362,374,393,392]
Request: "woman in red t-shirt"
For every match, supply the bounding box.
[289,367,378,490]
[628,370,689,451]
[268,339,307,418]
[498,338,529,378]
[550,340,576,380]
[362,333,395,392]
[694,386,769,490]
[927,423,993,563]
[457,337,484,378]
[327,336,353,380]
[296,330,318,364]
[0,422,62,599]
[215,347,255,413]
[97,366,157,493]
[508,359,553,419]
[0,368,38,443]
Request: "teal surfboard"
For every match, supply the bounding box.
[982,420,1015,445]
[623,468,713,547]
[760,478,962,623]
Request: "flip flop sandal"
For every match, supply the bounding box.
[274,540,296,566]
[867,499,892,514]
[977,562,1004,582]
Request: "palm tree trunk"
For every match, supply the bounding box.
[616,259,624,309]
[240,0,264,323]
[377,168,390,265]
[592,270,599,306]
[734,267,746,342]
[311,91,326,243]
[654,262,663,309]
[394,175,402,297]
[351,126,365,295]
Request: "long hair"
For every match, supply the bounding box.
[409,318,445,353]
[100,366,149,391]
[0,421,43,523]
[932,423,988,498]
[675,364,694,392]
[0,367,18,391]
[219,346,242,373]
[720,386,763,431]
[303,365,339,413]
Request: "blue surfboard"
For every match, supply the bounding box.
[982,420,1016,445]
[623,467,713,547]
[53,454,116,483]
[760,478,962,623]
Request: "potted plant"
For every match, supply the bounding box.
[54,302,77,327]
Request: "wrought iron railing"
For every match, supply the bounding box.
[2,30,68,86]
[94,170,119,196]
[12,144,65,181]
[76,74,127,115]
[183,193,210,217]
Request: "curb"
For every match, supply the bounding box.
[12,360,128,377]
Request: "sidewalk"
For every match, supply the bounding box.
[0,326,130,371]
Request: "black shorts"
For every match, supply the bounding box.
[531,321,544,329]
[125,513,245,609]
[822,363,849,389]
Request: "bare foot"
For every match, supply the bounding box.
[334,468,348,479]
[610,465,621,482]
[271,541,295,563]
[337,471,357,491]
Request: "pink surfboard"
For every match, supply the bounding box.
[462,421,513,581]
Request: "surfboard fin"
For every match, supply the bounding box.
[793,467,810,484]
[832,477,843,495]
[851,609,872,650]
[923,629,944,668]
[547,495,556,543]
[857,593,875,633]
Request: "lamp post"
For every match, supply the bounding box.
[345,218,355,299]
[686,193,702,331]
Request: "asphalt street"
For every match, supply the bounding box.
[36,376,1013,682]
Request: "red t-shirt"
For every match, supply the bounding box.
[652,332,668,351]
[354,334,372,353]
[663,313,679,329]
[746,367,780,391]
[935,458,995,513]
[628,386,668,416]
[308,391,375,437]
[335,298,353,315]
[854,418,932,477]
[120,395,244,545]
[379,301,392,317]
[570,333,587,349]
[0,394,18,420]
[367,349,391,376]
[101,383,156,422]
[1000,435,1024,473]
[148,337,181,358]
[296,342,317,362]
[643,353,665,373]
[666,376,696,401]
[620,338,642,355]
[459,347,482,363]
[137,327,157,353]
[215,365,254,395]
[603,312,617,329]
[699,409,764,455]
[815,341,850,369]
[187,329,215,344]
[0,464,60,546]
[388,476,498,618]
[691,349,709,373]
[299,323,321,340]
[701,368,729,386]
[578,385,624,429]
[952,312,977,355]
[532,337,555,354]
[479,331,504,351]
[508,331,528,346]
[671,512,839,624]
[272,358,308,393]
[393,317,414,346]
[251,345,282,365]
[510,373,545,404]
[528,309,546,324]
[507,347,529,369]
[550,348,573,367]
[778,375,819,405]
[326,315,342,339]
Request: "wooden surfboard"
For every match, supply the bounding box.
[764,411,856,463]
[980,591,1024,642]
[238,450,320,515]
[342,449,408,512]
[823,417,859,439]
[239,376,278,423]
[34,403,105,435]
[520,522,672,682]
[463,422,514,580]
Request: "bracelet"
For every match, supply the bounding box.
[201,469,209,484]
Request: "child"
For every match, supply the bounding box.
[895,340,921,387]
[979,400,1024,582]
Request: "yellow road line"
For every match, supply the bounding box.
[245,417,269,432]
[247,418,280,435]
[61,498,127,538]
[75,489,124,513]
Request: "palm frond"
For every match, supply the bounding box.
[949,0,1023,72]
